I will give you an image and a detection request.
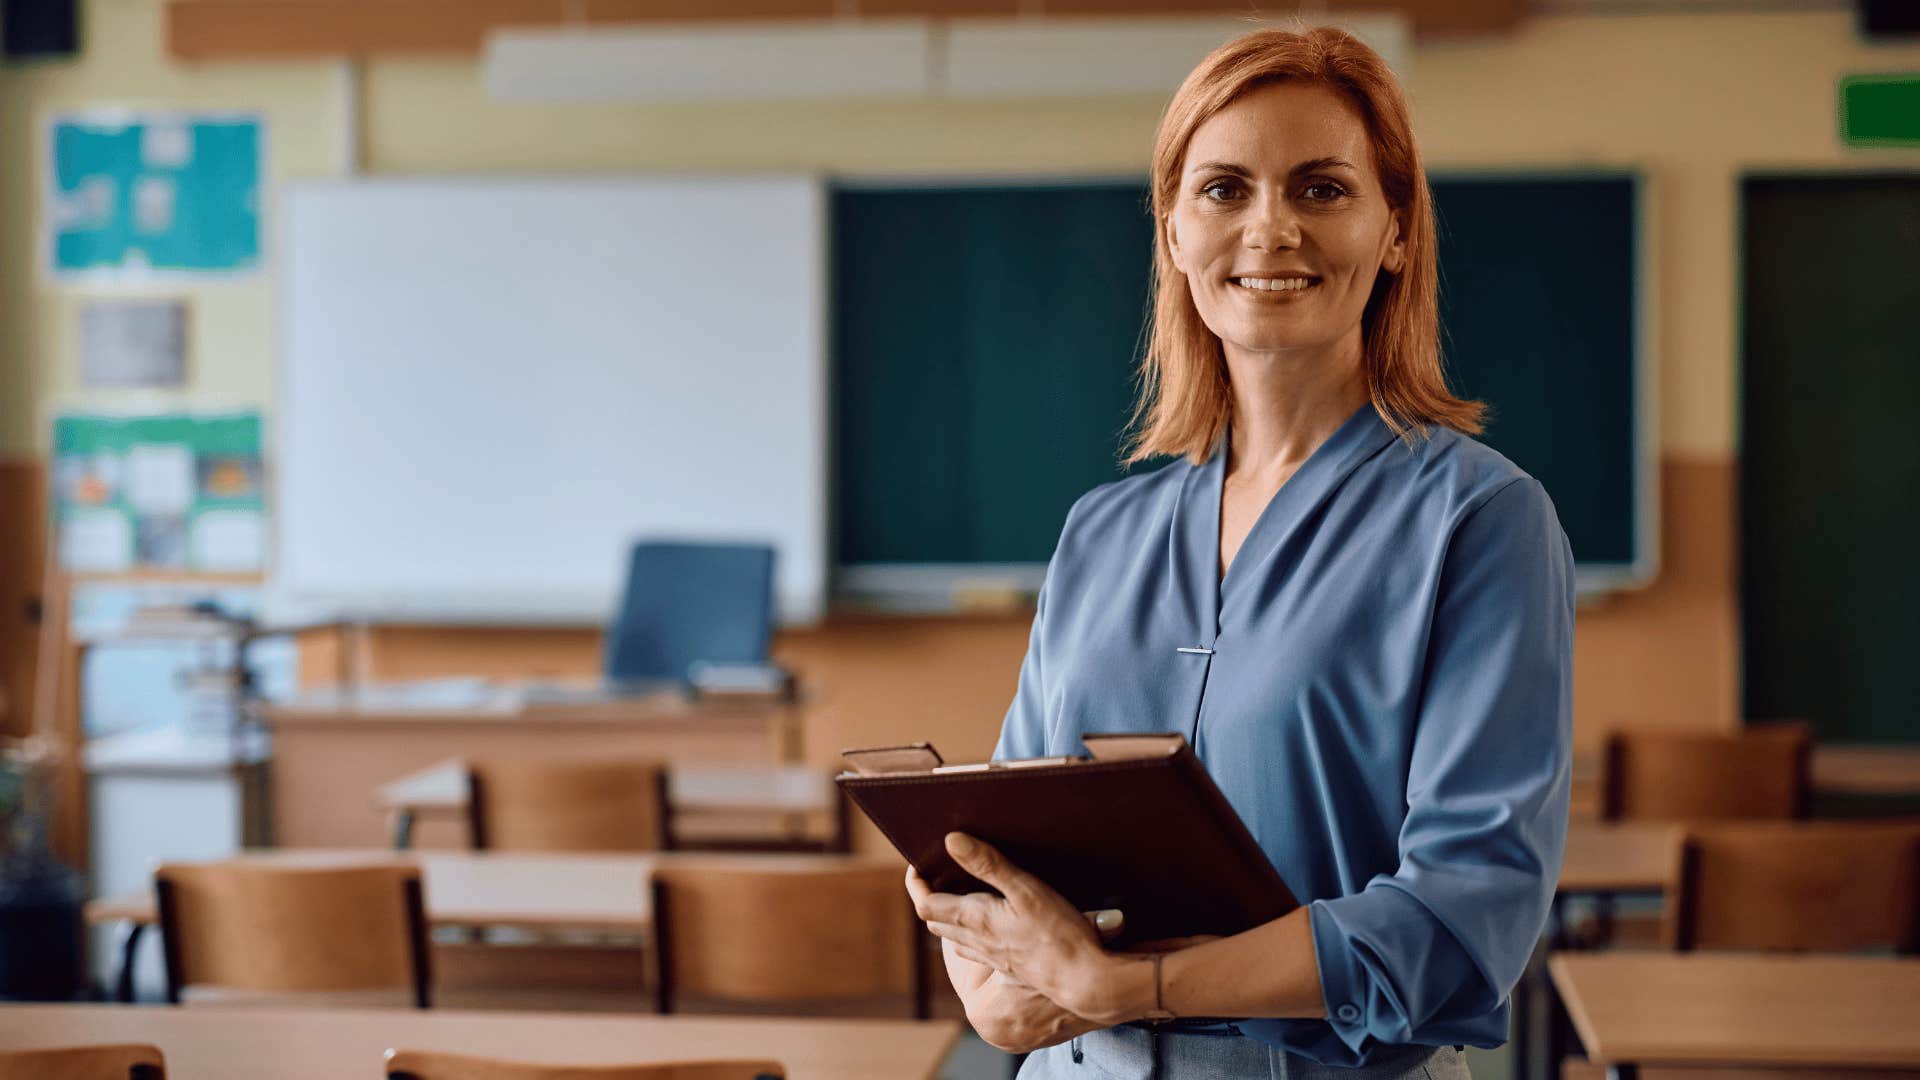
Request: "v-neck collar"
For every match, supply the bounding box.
[1167,402,1399,645]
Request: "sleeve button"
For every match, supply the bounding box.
[1335,1003,1361,1023]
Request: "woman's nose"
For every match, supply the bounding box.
[1245,193,1302,250]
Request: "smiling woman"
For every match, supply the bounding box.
[906,23,1575,1080]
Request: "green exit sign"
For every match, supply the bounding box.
[1840,75,1920,147]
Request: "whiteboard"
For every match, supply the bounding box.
[276,177,827,625]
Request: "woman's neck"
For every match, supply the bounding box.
[1221,334,1370,481]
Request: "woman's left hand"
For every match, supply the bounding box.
[906,831,1139,1027]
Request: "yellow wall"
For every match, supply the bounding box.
[4,8,1918,459]
[0,0,341,455]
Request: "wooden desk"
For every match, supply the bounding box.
[1813,744,1920,796]
[1549,952,1920,1077]
[380,759,845,850]
[1557,821,1677,896]
[89,849,890,933]
[0,1004,959,1080]
[1569,743,1920,820]
[87,848,896,1005]
[93,823,1677,929]
[265,681,804,847]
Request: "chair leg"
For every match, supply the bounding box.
[114,922,147,1003]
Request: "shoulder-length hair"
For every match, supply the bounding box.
[1127,24,1483,465]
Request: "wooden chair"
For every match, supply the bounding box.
[1665,820,1920,952]
[651,862,928,1018]
[155,861,432,1008]
[468,758,673,852]
[0,1045,164,1080]
[1601,722,1811,822]
[385,1051,783,1080]
[672,786,854,856]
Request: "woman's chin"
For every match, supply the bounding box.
[1215,327,1347,357]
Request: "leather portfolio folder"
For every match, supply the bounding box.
[836,733,1298,945]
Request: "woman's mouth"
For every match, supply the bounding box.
[1232,276,1320,295]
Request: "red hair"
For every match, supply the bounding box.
[1128,24,1483,465]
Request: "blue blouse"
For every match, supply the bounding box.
[992,402,1575,1065]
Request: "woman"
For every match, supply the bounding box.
[906,24,1574,1079]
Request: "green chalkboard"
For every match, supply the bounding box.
[1740,175,1920,745]
[832,174,1645,579]
[832,182,1154,566]
[1431,173,1641,570]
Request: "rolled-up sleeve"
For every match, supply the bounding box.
[1307,477,1575,1052]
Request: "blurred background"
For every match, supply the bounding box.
[0,1,1917,1078]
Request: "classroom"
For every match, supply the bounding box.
[1,1,1917,1078]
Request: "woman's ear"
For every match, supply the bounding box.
[1165,216,1186,275]
[1380,209,1407,276]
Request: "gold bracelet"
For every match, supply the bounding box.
[1143,953,1176,1024]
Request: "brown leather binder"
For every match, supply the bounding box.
[837,733,1298,946]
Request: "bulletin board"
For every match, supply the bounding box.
[46,112,261,279]
[52,412,267,573]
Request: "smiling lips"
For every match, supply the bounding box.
[1232,275,1320,295]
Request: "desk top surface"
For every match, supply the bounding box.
[0,1004,959,1080]
[88,850,897,931]
[263,678,791,726]
[1549,952,1920,1069]
[1569,743,1920,797]
[1557,821,1676,894]
[88,823,1658,933]
[380,760,838,815]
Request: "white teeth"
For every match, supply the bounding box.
[1234,277,1315,292]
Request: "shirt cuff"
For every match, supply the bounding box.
[1310,882,1475,1051]
[1308,897,1375,1050]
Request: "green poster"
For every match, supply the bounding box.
[52,411,266,572]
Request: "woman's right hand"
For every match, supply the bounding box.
[941,909,1125,1054]
[945,940,1105,1054]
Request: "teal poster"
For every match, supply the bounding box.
[48,112,261,278]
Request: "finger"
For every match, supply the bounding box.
[951,942,994,968]
[945,832,1033,902]
[1082,909,1125,942]
[925,920,991,962]
[904,865,933,915]
[913,887,981,928]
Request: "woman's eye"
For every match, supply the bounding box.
[1303,181,1348,202]
[1200,180,1240,202]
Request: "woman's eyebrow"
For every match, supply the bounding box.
[1291,156,1360,175]
[1188,160,1253,178]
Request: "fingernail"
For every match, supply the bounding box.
[947,833,976,857]
[1094,909,1123,932]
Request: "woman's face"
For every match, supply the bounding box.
[1166,80,1405,361]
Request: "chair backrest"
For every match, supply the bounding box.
[651,862,926,1017]
[0,1045,165,1080]
[155,861,431,1007]
[384,1052,784,1080]
[1601,722,1811,822]
[1665,820,1920,953]
[468,758,672,852]
[603,542,774,682]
